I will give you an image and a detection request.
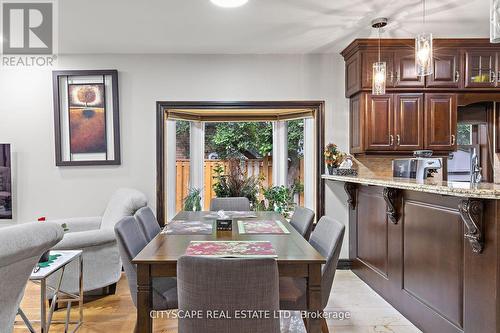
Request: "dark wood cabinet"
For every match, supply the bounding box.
[365,94,394,151]
[424,94,457,151]
[349,94,364,154]
[427,49,461,88]
[362,51,395,89]
[346,186,500,333]
[394,94,424,150]
[345,54,361,97]
[465,51,497,88]
[394,51,425,88]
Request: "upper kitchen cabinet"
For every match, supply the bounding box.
[393,51,425,88]
[361,51,395,89]
[365,94,394,151]
[427,48,462,88]
[424,94,457,151]
[345,54,361,97]
[464,50,498,88]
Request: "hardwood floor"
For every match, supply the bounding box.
[14,271,421,333]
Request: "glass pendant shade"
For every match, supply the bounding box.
[372,62,386,95]
[491,0,500,43]
[415,32,433,76]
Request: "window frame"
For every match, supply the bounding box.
[157,101,325,226]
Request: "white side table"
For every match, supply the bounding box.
[18,250,83,333]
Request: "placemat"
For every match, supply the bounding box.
[238,220,290,234]
[163,220,213,235]
[185,241,277,257]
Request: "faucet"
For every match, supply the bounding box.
[470,147,482,184]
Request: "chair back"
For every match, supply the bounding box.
[209,197,250,212]
[101,188,147,229]
[0,222,64,331]
[309,216,345,309]
[135,207,161,242]
[289,206,315,240]
[177,256,280,333]
[114,216,148,306]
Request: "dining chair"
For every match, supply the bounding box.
[114,217,177,310]
[279,216,345,333]
[210,197,251,211]
[0,222,64,332]
[177,256,280,333]
[134,206,161,242]
[289,206,315,240]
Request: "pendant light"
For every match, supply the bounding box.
[372,18,388,95]
[491,0,500,43]
[415,0,433,76]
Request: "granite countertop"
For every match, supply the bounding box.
[322,174,500,199]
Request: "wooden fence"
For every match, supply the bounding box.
[175,158,303,211]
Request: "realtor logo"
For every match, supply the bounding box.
[1,0,57,67]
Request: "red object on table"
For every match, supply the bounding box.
[38,217,46,222]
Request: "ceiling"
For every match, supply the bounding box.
[59,0,489,54]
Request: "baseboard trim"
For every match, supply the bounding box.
[337,259,353,270]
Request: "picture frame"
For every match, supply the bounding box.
[52,70,121,166]
[0,144,12,220]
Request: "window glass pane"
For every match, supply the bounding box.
[457,123,472,146]
[287,119,305,205]
[176,120,190,213]
[204,122,273,210]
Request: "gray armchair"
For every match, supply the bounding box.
[48,188,147,295]
[0,222,64,332]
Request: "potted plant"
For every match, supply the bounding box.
[324,143,345,175]
[259,182,303,218]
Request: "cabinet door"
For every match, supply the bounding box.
[465,51,497,88]
[350,94,364,154]
[394,51,425,88]
[366,94,394,151]
[425,94,457,151]
[362,51,395,89]
[394,94,424,151]
[345,54,361,97]
[426,49,461,88]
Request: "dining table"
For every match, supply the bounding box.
[132,211,326,333]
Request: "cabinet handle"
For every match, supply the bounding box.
[497,71,500,83]
[490,71,497,83]
[451,134,456,146]
[396,71,400,83]
[389,71,394,83]
[455,71,460,82]
[396,134,401,146]
[390,135,394,146]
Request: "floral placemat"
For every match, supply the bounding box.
[203,211,257,219]
[163,220,213,235]
[185,241,277,257]
[238,220,290,234]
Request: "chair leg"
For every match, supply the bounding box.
[321,317,329,333]
[108,282,117,295]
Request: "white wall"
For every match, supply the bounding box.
[0,53,351,257]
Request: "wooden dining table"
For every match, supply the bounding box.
[132,211,326,333]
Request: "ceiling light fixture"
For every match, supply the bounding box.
[371,18,388,95]
[210,0,248,8]
[491,0,500,43]
[415,0,433,76]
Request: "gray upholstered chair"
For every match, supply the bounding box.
[114,216,177,310]
[289,206,315,240]
[210,197,251,211]
[47,188,147,295]
[134,206,161,242]
[279,216,345,332]
[0,222,64,332]
[177,256,280,333]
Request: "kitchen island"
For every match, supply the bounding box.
[323,174,500,333]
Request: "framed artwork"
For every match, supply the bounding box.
[53,70,120,166]
[0,144,12,219]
